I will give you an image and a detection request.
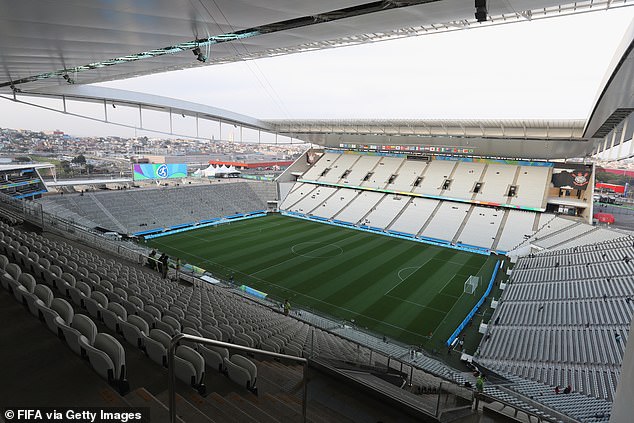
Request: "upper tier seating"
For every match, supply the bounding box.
[300,153,551,209]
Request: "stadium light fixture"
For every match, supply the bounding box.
[475,0,487,22]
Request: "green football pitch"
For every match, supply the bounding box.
[146,214,498,347]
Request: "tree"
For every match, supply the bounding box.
[71,154,86,165]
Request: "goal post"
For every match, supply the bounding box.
[464,275,480,295]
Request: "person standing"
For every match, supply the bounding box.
[283,299,291,316]
[476,374,484,393]
[148,250,157,270]
[159,253,169,279]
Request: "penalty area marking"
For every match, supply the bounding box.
[290,242,344,259]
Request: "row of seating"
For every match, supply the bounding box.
[300,152,551,209]
[0,254,128,393]
[477,235,634,401]
[38,181,275,234]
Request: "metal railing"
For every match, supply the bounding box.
[168,334,309,423]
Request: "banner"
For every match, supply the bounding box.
[132,164,187,181]
[551,166,592,189]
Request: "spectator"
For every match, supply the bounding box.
[476,374,484,393]
[563,385,572,394]
[159,253,169,279]
[148,250,157,270]
[283,298,291,316]
[615,333,622,342]
[554,386,560,394]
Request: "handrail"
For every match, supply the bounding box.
[168,333,309,423]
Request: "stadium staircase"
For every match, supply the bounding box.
[491,210,511,251]
[416,201,444,237]
[330,191,362,221]
[452,205,476,244]
[385,197,414,231]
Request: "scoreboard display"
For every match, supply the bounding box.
[132,164,187,181]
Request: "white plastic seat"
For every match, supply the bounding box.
[145,328,171,367]
[14,273,36,304]
[85,291,108,320]
[61,314,98,356]
[225,355,255,391]
[43,264,62,289]
[24,284,53,317]
[39,297,74,335]
[175,345,206,394]
[231,355,257,390]
[69,281,90,308]
[85,333,128,392]
[200,345,228,373]
[56,272,76,297]
[120,315,150,349]
[102,302,128,333]
[2,263,22,292]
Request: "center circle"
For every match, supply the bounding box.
[291,242,343,259]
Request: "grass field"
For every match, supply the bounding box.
[147,214,498,348]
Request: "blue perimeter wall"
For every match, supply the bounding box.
[446,260,501,346]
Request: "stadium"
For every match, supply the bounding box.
[0,1,633,423]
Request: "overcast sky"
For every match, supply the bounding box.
[1,7,633,137]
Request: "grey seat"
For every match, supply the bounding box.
[69,281,90,308]
[175,345,206,394]
[145,328,171,367]
[85,333,128,393]
[39,297,74,335]
[85,291,108,320]
[120,315,150,349]
[56,272,76,297]
[14,273,36,304]
[2,263,22,293]
[225,354,257,391]
[199,345,229,373]
[60,314,98,356]
[102,302,128,333]
[24,284,54,317]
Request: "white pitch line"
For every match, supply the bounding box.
[385,257,433,295]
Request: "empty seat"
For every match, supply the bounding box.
[145,328,171,367]
[61,314,98,356]
[175,345,206,394]
[199,345,229,373]
[225,354,257,391]
[102,302,128,333]
[2,263,22,293]
[69,281,91,308]
[85,291,108,320]
[120,315,150,349]
[39,297,74,335]
[55,272,76,297]
[85,333,128,393]
[24,284,54,317]
[14,273,36,304]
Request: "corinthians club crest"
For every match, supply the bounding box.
[572,171,589,187]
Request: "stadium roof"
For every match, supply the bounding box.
[0,0,633,159]
[0,0,629,92]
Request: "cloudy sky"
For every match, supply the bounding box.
[1,7,633,137]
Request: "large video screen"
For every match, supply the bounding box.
[133,164,187,181]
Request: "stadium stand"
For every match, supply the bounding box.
[388,197,440,235]
[477,236,634,402]
[37,181,276,235]
[456,206,504,250]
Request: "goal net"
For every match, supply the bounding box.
[464,275,480,295]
